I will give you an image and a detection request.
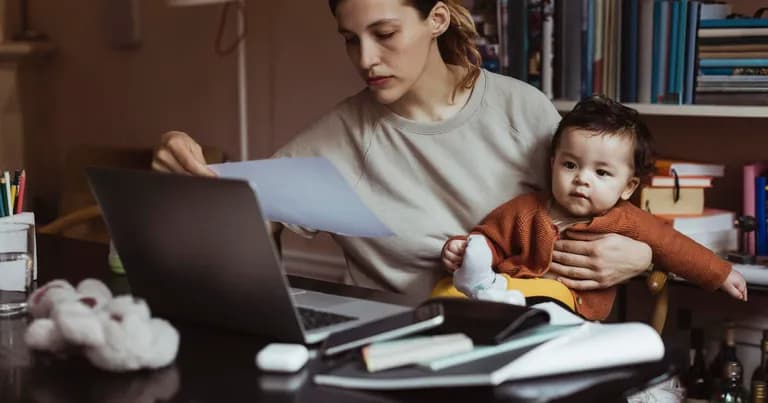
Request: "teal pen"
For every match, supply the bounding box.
[2,171,9,216]
[0,178,6,217]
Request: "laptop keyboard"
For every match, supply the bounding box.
[297,307,356,331]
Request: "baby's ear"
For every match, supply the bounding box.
[620,176,641,200]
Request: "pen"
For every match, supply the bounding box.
[0,176,6,217]
[10,170,19,212]
[3,171,10,216]
[15,170,25,214]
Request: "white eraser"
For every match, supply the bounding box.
[256,343,309,373]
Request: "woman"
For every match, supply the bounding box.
[152,0,652,299]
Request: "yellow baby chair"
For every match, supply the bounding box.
[431,270,670,334]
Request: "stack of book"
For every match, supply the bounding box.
[696,17,768,106]
[641,159,736,255]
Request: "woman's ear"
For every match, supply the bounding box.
[620,177,641,200]
[429,2,451,37]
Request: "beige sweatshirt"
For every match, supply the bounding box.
[273,70,562,298]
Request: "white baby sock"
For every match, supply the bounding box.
[454,234,508,298]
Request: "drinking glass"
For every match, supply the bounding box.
[0,222,34,317]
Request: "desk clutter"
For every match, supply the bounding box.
[313,298,665,390]
[24,278,180,372]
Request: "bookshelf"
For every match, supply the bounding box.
[552,99,768,118]
[467,0,768,111]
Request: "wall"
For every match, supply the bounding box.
[19,1,358,218]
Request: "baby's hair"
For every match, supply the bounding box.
[550,95,655,180]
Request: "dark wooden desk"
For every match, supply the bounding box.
[0,235,678,403]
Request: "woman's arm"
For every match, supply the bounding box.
[549,232,652,290]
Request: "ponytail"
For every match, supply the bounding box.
[328,0,482,99]
[438,0,482,100]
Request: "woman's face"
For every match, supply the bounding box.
[335,0,437,104]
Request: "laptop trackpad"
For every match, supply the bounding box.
[293,290,354,309]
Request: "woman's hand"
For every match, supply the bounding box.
[441,238,468,273]
[549,231,652,290]
[152,131,217,176]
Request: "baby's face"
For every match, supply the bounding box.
[551,128,640,217]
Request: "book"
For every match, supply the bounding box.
[648,175,712,188]
[654,159,725,177]
[506,0,528,80]
[657,209,735,234]
[314,321,664,390]
[699,51,768,59]
[362,333,474,372]
[700,18,768,29]
[687,228,738,255]
[698,75,768,85]
[743,162,768,255]
[555,0,582,100]
[640,186,704,215]
[700,58,768,68]
[757,176,768,256]
[698,28,768,38]
[541,1,554,98]
[699,66,768,75]
[637,0,654,103]
[620,0,639,103]
[593,0,604,94]
[683,1,699,105]
[699,44,768,52]
[697,87,768,93]
[695,92,768,105]
[582,0,594,97]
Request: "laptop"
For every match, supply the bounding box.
[86,168,408,344]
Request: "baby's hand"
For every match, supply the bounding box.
[441,238,468,273]
[721,269,748,302]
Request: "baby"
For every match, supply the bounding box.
[440,96,746,320]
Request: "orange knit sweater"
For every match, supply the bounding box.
[461,192,731,320]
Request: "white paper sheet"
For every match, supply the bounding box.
[531,301,586,326]
[496,322,664,383]
[210,158,393,237]
[0,260,26,292]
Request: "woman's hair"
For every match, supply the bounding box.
[328,0,481,100]
[550,95,655,180]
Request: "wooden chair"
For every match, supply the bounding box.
[38,145,226,243]
[647,269,669,334]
